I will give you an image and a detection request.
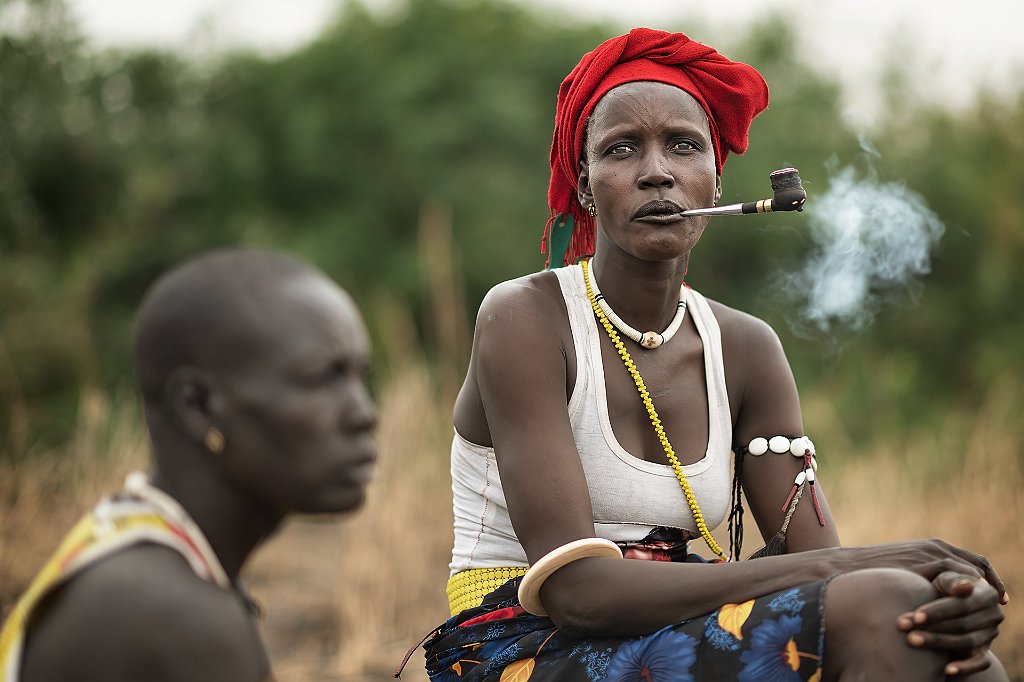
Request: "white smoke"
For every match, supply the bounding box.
[787,150,945,333]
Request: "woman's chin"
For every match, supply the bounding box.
[617,227,705,262]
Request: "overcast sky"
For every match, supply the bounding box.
[61,0,1023,126]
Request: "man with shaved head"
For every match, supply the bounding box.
[1,249,378,682]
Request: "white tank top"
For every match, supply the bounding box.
[450,264,733,575]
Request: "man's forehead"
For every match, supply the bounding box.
[207,274,357,357]
[275,272,349,306]
[259,276,365,348]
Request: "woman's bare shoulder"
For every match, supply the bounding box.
[703,297,803,438]
[457,270,572,444]
[475,270,565,327]
[705,297,783,350]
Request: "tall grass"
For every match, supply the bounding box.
[1,374,1020,680]
[0,389,147,604]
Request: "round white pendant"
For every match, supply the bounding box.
[790,436,807,457]
[640,331,663,349]
[769,435,790,453]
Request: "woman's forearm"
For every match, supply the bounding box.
[542,547,847,637]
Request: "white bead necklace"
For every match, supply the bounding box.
[585,261,688,349]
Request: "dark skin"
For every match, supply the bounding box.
[454,82,1005,679]
[20,255,378,682]
[20,546,270,682]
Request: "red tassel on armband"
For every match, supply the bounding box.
[805,451,826,527]
[779,450,827,527]
[809,481,825,526]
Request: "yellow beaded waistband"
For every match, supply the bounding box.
[446,566,528,616]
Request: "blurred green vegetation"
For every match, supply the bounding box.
[1,0,1021,455]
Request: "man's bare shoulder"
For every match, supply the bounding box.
[21,543,268,682]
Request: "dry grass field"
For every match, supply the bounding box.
[1,373,1021,681]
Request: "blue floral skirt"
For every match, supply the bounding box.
[423,573,828,681]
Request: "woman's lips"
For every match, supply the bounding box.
[632,213,688,224]
[632,199,685,221]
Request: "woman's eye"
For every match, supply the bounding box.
[606,143,634,155]
[670,139,700,152]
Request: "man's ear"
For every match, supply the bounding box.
[165,366,223,444]
[577,157,594,208]
[715,175,722,206]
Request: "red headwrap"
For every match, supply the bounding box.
[543,27,769,267]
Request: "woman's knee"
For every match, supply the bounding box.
[826,568,937,627]
[823,569,946,679]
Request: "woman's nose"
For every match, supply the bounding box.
[637,153,675,189]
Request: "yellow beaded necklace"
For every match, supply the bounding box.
[581,259,728,561]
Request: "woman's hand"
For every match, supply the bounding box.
[898,571,1006,677]
[845,538,1006,596]
[842,540,1007,677]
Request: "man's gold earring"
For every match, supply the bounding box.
[587,203,597,218]
[205,427,225,455]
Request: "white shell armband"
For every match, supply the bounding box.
[743,435,816,458]
[742,436,827,528]
[518,538,623,616]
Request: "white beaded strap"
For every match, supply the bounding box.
[518,538,623,616]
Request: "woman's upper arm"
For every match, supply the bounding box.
[731,314,803,443]
[472,279,596,562]
[728,313,840,551]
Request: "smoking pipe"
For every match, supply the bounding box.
[676,167,806,217]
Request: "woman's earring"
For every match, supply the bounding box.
[587,204,597,218]
[205,427,225,455]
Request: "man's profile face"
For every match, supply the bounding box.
[214,274,378,516]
